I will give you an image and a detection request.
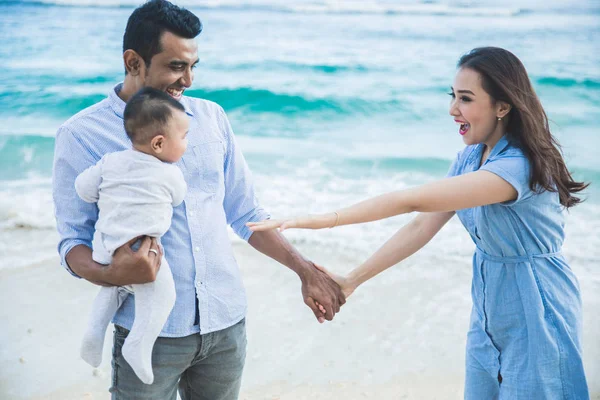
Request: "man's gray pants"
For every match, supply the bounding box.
[110,318,247,400]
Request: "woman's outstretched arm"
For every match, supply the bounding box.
[346,211,454,293]
[248,170,516,231]
[318,211,455,297]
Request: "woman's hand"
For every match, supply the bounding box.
[247,213,338,232]
[313,264,356,300]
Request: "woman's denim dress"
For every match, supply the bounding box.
[447,135,589,399]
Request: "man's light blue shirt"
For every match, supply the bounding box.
[52,83,269,336]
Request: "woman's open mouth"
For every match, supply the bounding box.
[458,122,470,136]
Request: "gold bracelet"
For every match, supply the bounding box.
[330,212,340,228]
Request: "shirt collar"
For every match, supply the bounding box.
[488,135,511,160]
[109,82,195,118]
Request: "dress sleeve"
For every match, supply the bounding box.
[480,152,533,205]
[446,147,469,178]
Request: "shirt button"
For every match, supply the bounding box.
[194,247,200,252]
[189,211,195,217]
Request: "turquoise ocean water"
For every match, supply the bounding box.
[1,0,599,269]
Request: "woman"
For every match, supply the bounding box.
[248,47,589,399]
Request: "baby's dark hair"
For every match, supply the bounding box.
[123,87,186,144]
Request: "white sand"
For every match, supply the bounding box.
[1,243,598,399]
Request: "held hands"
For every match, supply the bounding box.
[314,266,355,320]
[314,264,356,299]
[246,212,338,232]
[247,215,353,323]
[300,261,347,323]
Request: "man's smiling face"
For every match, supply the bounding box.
[141,30,199,101]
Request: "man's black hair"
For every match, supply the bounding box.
[124,87,186,144]
[123,0,202,73]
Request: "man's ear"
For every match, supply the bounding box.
[497,101,512,119]
[123,49,144,76]
[151,135,165,153]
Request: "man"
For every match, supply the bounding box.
[52,1,345,398]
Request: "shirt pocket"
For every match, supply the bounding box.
[181,141,225,194]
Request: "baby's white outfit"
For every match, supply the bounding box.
[75,149,186,384]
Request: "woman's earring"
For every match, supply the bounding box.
[497,117,502,121]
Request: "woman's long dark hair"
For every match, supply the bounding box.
[458,47,588,208]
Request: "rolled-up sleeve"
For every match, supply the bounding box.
[218,107,270,241]
[52,126,100,277]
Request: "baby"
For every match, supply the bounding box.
[75,87,188,384]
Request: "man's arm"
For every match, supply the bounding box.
[67,237,163,286]
[248,229,345,322]
[217,106,344,322]
[52,126,161,286]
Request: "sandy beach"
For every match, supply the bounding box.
[1,0,599,398]
[1,238,598,400]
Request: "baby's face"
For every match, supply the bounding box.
[158,110,189,163]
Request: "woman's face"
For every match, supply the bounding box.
[448,67,504,147]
